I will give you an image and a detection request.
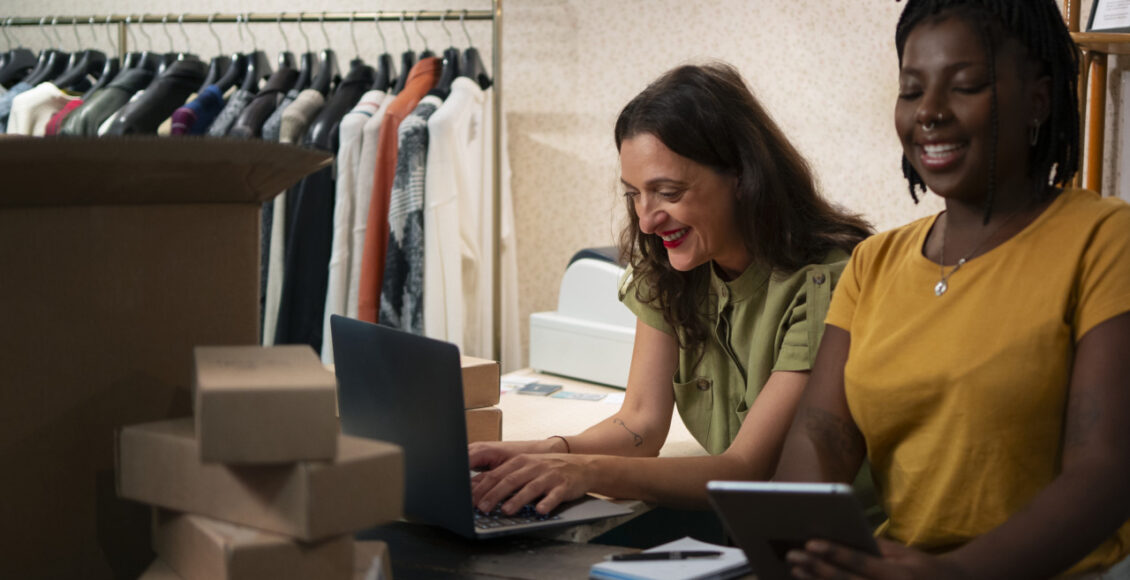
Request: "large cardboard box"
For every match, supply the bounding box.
[0,137,330,580]
[118,418,404,540]
[194,345,338,463]
[152,509,353,580]
[141,541,392,580]
[466,406,502,443]
[461,356,500,409]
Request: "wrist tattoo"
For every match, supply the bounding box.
[613,418,644,447]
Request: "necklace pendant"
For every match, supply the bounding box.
[935,280,948,296]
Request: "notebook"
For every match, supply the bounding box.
[589,536,751,580]
[330,315,634,539]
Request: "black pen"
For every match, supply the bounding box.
[608,550,723,561]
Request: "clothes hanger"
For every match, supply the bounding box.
[0,18,38,87]
[459,10,491,89]
[276,14,295,71]
[309,12,339,96]
[391,12,416,95]
[346,12,367,71]
[414,12,435,59]
[371,12,394,92]
[23,16,69,86]
[291,12,315,92]
[54,17,107,91]
[200,13,230,88]
[428,11,460,99]
[81,16,120,99]
[213,14,248,93]
[238,13,273,93]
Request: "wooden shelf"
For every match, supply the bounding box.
[1072,32,1130,54]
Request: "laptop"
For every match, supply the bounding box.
[330,315,634,539]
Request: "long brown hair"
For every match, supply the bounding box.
[616,62,871,353]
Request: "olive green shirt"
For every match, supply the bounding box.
[619,250,849,455]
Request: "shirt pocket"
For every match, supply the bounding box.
[672,376,714,449]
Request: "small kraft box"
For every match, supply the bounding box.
[466,407,502,443]
[118,418,404,541]
[0,137,330,579]
[460,356,500,409]
[194,345,338,464]
[152,509,353,580]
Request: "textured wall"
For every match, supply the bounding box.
[1,1,1107,367]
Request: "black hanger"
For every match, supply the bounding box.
[23,49,69,86]
[372,53,394,92]
[213,52,247,93]
[310,48,339,96]
[201,55,230,88]
[461,46,491,90]
[305,62,375,151]
[428,47,460,100]
[81,56,119,99]
[53,48,107,91]
[392,50,416,96]
[293,52,315,92]
[240,50,272,93]
[0,48,36,88]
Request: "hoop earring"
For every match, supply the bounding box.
[1030,119,1041,146]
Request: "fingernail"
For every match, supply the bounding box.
[807,540,829,554]
[785,550,809,564]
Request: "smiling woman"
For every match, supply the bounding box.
[467,62,872,524]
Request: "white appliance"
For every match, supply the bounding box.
[529,253,636,388]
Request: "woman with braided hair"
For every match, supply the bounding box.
[776,1,1130,578]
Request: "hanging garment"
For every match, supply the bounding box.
[321,89,387,364]
[262,88,325,346]
[44,98,82,136]
[357,57,441,323]
[346,95,396,319]
[206,88,254,137]
[104,59,206,135]
[0,81,33,133]
[274,67,373,353]
[379,95,442,334]
[261,87,300,142]
[7,82,79,136]
[58,68,154,136]
[229,68,299,139]
[156,91,195,136]
[170,84,225,136]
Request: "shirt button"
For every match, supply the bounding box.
[813,273,826,285]
[696,379,710,391]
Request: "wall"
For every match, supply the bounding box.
[1,1,1106,368]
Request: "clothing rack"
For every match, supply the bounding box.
[4,3,508,362]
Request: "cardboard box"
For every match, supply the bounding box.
[461,356,500,409]
[118,418,403,541]
[194,345,338,464]
[354,541,393,580]
[466,406,502,443]
[0,137,330,580]
[139,559,185,580]
[153,510,353,580]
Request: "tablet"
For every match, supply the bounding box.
[705,481,879,580]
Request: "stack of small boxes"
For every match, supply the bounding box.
[116,345,404,580]
[461,356,503,443]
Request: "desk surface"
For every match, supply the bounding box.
[498,370,705,458]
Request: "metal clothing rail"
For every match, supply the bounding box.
[4,2,508,363]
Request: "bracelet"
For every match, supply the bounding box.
[548,435,571,454]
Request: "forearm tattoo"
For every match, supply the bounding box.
[801,406,863,460]
[613,418,644,447]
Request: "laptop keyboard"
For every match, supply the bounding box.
[473,503,561,530]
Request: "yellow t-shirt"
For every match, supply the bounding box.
[826,189,1130,575]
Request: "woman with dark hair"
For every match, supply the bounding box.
[777,1,1130,578]
[469,62,871,514]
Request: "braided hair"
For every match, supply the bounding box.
[895,0,1080,222]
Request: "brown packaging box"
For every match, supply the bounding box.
[194,345,338,464]
[152,509,353,580]
[0,137,330,580]
[141,541,392,580]
[466,406,502,443]
[461,356,500,409]
[117,417,403,541]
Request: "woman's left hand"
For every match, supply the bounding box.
[470,453,597,515]
[785,538,970,580]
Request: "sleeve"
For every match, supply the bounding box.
[773,258,846,372]
[1075,203,1130,339]
[618,266,673,335]
[825,241,868,333]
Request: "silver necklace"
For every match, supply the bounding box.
[934,210,1021,297]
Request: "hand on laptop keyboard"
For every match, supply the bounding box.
[472,502,561,529]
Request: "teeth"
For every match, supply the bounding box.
[924,143,962,156]
[661,228,688,242]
